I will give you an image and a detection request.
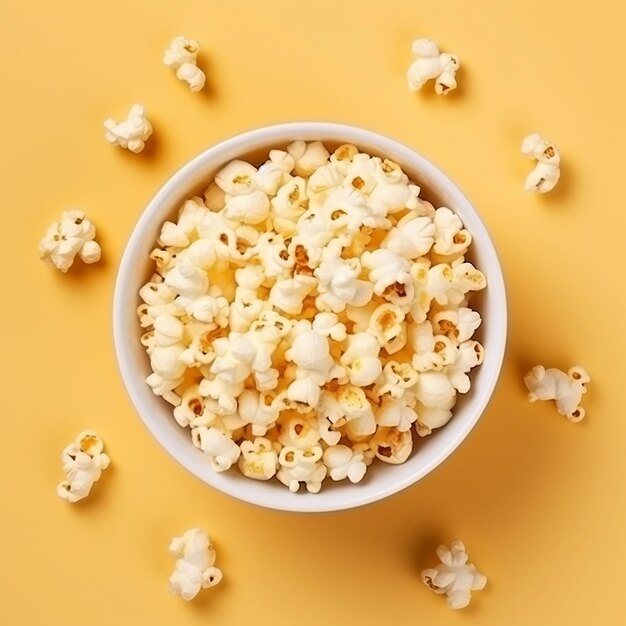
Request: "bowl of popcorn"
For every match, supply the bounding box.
[113,122,507,512]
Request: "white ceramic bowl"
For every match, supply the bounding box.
[113,122,507,513]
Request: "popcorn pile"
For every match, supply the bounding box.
[137,141,487,492]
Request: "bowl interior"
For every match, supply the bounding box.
[113,123,507,513]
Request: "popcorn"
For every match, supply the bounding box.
[323,444,372,483]
[138,142,486,492]
[315,251,373,313]
[367,303,407,354]
[57,431,110,503]
[277,446,327,493]
[104,104,152,153]
[421,540,486,609]
[382,214,435,259]
[39,210,102,272]
[163,36,206,92]
[287,140,330,177]
[521,133,561,193]
[433,207,472,256]
[407,38,460,95]
[191,426,241,471]
[168,529,222,601]
[524,365,590,422]
[375,397,418,432]
[238,437,280,480]
[369,426,413,463]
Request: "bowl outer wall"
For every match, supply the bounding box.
[113,122,507,513]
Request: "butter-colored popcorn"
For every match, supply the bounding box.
[524,365,590,422]
[362,249,412,298]
[173,385,205,427]
[383,213,435,259]
[192,426,241,471]
[340,386,377,440]
[431,307,481,344]
[163,36,206,92]
[521,133,561,193]
[287,140,330,177]
[278,416,321,449]
[367,303,408,354]
[169,529,222,601]
[57,431,110,503]
[422,540,486,610]
[375,361,419,399]
[277,446,327,493]
[39,210,102,272]
[375,397,418,432]
[323,444,372,483]
[104,104,152,153]
[237,390,285,436]
[369,426,413,463]
[433,207,472,256]
[238,437,280,480]
[407,38,460,95]
[445,340,484,393]
[223,190,271,225]
[410,321,457,372]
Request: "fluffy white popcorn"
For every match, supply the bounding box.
[323,444,372,483]
[422,540,486,610]
[39,210,102,272]
[524,365,590,422]
[312,312,347,342]
[192,426,241,471]
[287,140,330,177]
[57,431,110,503]
[104,104,152,153]
[382,213,435,259]
[521,133,561,193]
[375,397,418,432]
[163,36,206,92]
[169,529,222,601]
[407,38,460,95]
[138,142,486,492]
[367,303,408,354]
[238,437,280,480]
[369,426,413,463]
[277,446,327,493]
[315,250,373,313]
[433,207,472,256]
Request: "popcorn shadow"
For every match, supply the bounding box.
[57,247,110,282]
[195,52,217,101]
[538,159,574,203]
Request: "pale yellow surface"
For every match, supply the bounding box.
[1,0,625,623]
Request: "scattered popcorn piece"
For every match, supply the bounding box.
[421,540,486,610]
[39,210,102,272]
[524,365,590,422]
[169,528,222,601]
[57,431,110,503]
[163,36,206,92]
[521,133,561,193]
[407,38,460,95]
[104,104,152,153]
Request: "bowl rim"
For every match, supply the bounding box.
[113,121,507,513]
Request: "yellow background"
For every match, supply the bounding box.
[2,0,624,623]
